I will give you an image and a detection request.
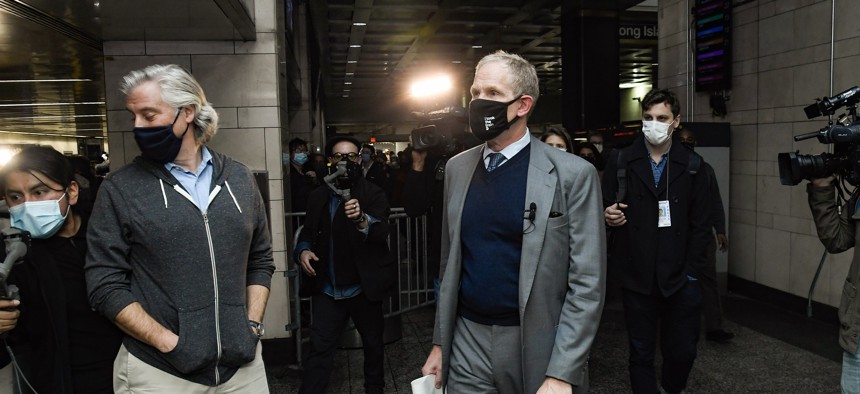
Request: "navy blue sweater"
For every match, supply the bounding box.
[459,146,530,326]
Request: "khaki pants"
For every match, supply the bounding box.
[114,343,269,393]
[0,363,12,393]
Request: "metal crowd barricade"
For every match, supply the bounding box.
[285,208,435,367]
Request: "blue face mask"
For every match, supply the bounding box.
[133,109,189,164]
[361,153,372,163]
[293,152,309,165]
[10,192,70,239]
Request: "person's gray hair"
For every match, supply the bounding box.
[120,64,219,144]
[475,50,540,106]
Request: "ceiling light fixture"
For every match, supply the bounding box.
[347,60,357,64]
[0,130,105,139]
[0,101,105,107]
[353,22,366,26]
[0,78,93,83]
[350,45,361,48]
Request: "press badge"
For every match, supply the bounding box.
[658,200,671,227]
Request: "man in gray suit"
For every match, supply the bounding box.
[420,50,606,393]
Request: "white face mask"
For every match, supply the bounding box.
[642,119,673,146]
[592,142,603,153]
[556,147,568,152]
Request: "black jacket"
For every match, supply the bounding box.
[298,178,394,301]
[602,136,712,296]
[402,156,445,277]
[363,162,391,199]
[1,212,122,394]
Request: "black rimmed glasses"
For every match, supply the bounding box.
[331,152,360,161]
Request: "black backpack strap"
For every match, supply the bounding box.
[688,151,701,175]
[615,149,628,202]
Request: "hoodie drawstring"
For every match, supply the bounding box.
[224,181,242,213]
[159,179,169,208]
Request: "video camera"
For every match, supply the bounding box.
[322,159,361,202]
[410,105,476,155]
[778,86,860,186]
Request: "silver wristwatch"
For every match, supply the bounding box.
[249,320,265,337]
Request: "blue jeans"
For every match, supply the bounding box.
[843,343,860,394]
[622,280,703,394]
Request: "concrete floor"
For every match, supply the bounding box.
[266,294,843,393]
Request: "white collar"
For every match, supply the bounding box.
[483,127,531,160]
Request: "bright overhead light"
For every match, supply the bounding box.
[347,60,357,64]
[4,114,105,120]
[353,22,366,26]
[619,82,652,89]
[350,44,361,48]
[0,147,16,166]
[410,75,453,98]
[0,130,105,138]
[0,78,92,83]
[472,45,482,49]
[346,72,354,76]
[0,101,104,107]
[344,82,353,85]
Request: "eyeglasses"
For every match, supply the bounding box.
[331,152,360,161]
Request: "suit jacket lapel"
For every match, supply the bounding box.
[519,137,557,310]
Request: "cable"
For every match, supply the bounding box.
[4,339,38,394]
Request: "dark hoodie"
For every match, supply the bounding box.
[85,148,275,386]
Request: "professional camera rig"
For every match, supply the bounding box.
[0,227,30,303]
[778,86,860,187]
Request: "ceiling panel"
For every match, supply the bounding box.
[0,1,105,138]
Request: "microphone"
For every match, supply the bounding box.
[528,202,536,222]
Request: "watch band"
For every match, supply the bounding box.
[249,320,265,337]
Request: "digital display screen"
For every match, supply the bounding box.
[694,0,732,92]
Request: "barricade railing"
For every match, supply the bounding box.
[284,208,435,367]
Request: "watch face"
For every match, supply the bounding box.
[250,321,265,337]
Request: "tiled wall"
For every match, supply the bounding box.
[101,0,293,337]
[658,0,860,307]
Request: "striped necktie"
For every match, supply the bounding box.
[486,152,505,172]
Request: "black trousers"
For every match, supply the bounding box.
[299,292,385,393]
[700,234,724,331]
[622,280,702,394]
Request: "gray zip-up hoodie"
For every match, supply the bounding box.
[85,149,275,386]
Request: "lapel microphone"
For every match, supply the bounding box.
[523,202,537,234]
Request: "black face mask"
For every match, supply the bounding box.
[133,109,190,164]
[468,95,523,142]
[681,142,696,150]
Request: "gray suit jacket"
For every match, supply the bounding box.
[433,134,606,392]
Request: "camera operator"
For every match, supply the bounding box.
[0,146,122,394]
[402,145,445,286]
[402,126,476,289]
[296,136,394,394]
[807,174,860,392]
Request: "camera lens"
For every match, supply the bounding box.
[778,152,843,185]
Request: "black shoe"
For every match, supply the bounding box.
[706,329,735,343]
